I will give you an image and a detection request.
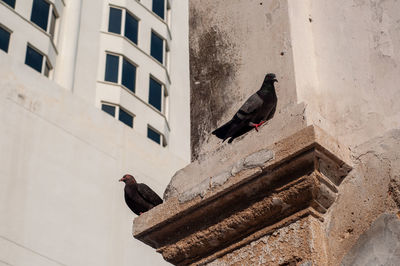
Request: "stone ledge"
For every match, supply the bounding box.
[133,125,352,265]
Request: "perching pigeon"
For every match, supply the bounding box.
[212,73,278,143]
[119,174,163,215]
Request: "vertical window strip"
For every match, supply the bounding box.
[149,77,162,112]
[124,12,138,44]
[31,0,50,31]
[152,0,165,20]
[105,54,119,83]
[119,107,133,128]
[25,45,44,73]
[108,7,122,34]
[147,126,161,144]
[101,104,116,117]
[0,26,11,53]
[151,31,164,64]
[122,58,136,93]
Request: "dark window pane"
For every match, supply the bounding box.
[147,127,161,144]
[49,10,57,40]
[0,27,10,53]
[122,58,136,93]
[2,0,15,8]
[31,0,50,31]
[108,8,122,34]
[25,46,43,73]
[101,104,116,117]
[151,32,163,64]
[125,12,138,44]
[149,77,162,111]
[152,0,165,20]
[105,54,119,83]
[119,108,133,128]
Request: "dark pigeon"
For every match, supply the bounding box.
[119,174,163,215]
[212,73,278,143]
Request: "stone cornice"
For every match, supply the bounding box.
[133,126,352,265]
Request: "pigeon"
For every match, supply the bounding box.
[212,73,278,143]
[119,174,163,215]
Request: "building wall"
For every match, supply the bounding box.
[0,0,190,265]
[189,0,400,161]
[187,0,400,264]
[0,53,181,265]
[189,0,301,160]
[73,0,190,160]
[289,0,400,150]
[0,0,190,162]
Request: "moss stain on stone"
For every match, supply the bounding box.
[189,15,239,160]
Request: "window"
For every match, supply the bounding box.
[125,12,138,44]
[104,53,137,93]
[2,0,15,8]
[149,77,162,111]
[101,103,134,128]
[108,7,139,45]
[101,104,116,117]
[30,0,58,40]
[25,45,43,73]
[108,7,122,34]
[25,45,52,76]
[151,31,163,64]
[0,26,11,53]
[147,126,161,144]
[119,108,133,128]
[122,58,136,93]
[105,54,119,83]
[152,0,165,20]
[31,0,50,31]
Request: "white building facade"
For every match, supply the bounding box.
[0,0,190,265]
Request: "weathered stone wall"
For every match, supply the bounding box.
[189,0,298,160]
[184,0,400,265]
[324,129,400,265]
[289,0,400,150]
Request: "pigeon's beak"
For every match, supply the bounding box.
[119,177,124,182]
[273,78,278,82]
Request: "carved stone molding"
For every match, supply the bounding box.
[133,126,352,265]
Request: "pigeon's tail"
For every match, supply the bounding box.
[212,120,233,141]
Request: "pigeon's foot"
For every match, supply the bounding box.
[250,121,265,132]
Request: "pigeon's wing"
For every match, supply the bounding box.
[211,119,234,139]
[265,101,277,121]
[212,93,263,141]
[137,183,163,206]
[236,93,264,119]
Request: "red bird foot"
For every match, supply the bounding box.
[251,121,265,132]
